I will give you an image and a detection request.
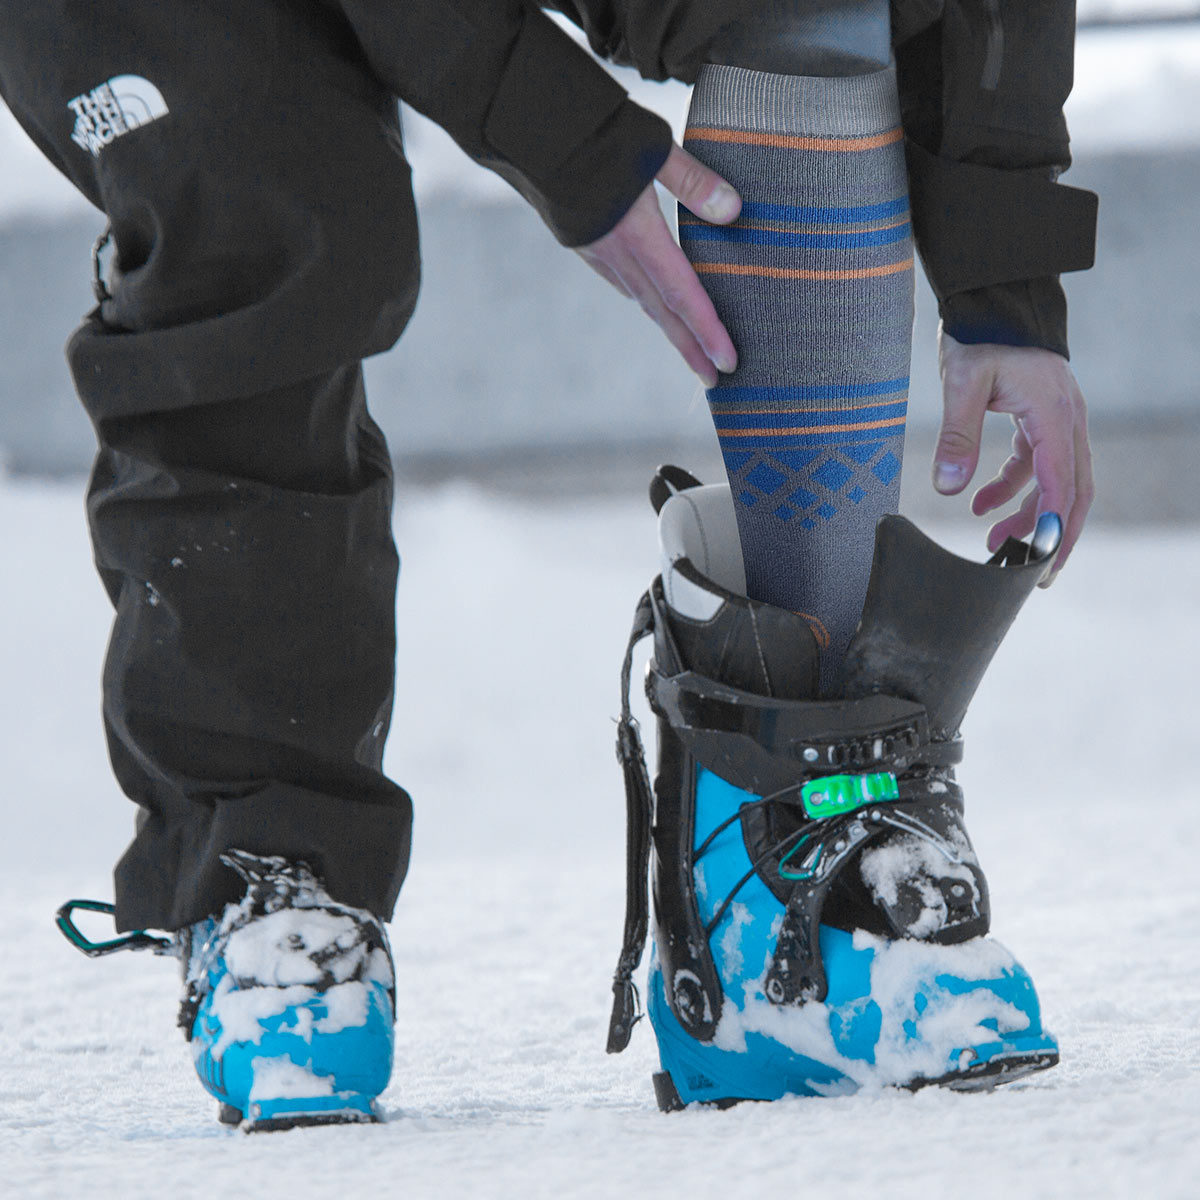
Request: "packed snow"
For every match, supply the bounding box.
[222,909,370,989]
[858,831,982,938]
[708,929,1032,1091]
[0,475,1197,1197]
[247,1059,335,1104]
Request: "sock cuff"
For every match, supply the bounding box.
[687,63,900,140]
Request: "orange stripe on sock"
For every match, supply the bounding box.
[695,259,914,282]
[684,126,903,152]
[795,612,832,649]
[716,416,908,437]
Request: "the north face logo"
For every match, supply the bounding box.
[68,75,169,157]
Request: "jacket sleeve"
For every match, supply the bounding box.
[553,1,754,83]
[338,1,673,246]
[892,1,1099,357]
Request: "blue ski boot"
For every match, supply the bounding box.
[179,850,395,1130]
[56,850,396,1130]
[607,467,1061,1107]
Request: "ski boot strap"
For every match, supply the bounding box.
[647,661,961,798]
[56,899,174,957]
[609,590,655,1053]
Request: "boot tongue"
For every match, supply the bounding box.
[841,516,1046,738]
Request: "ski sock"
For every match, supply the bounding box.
[680,64,914,688]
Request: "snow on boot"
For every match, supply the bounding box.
[179,850,395,1130]
[607,466,1061,1108]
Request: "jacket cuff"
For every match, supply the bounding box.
[940,278,1071,360]
[482,11,673,246]
[906,141,1098,297]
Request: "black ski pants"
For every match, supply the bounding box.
[0,0,741,932]
[0,1,421,931]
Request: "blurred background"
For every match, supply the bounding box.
[1,0,1198,524]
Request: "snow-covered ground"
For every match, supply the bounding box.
[0,476,1196,1198]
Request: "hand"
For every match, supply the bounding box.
[576,143,741,387]
[933,330,1094,585]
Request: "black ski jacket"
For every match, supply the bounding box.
[362,1,1096,358]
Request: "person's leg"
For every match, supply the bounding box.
[604,4,1062,1108]
[681,2,913,688]
[0,0,419,932]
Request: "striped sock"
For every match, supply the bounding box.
[680,64,914,690]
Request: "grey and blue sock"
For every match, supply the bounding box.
[681,63,914,687]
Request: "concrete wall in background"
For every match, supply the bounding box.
[1,146,1197,516]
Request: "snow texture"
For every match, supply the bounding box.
[223,909,368,989]
[247,1059,335,1104]
[204,981,320,1062]
[711,932,1029,1092]
[859,832,980,938]
[718,903,753,986]
[1,479,1198,1199]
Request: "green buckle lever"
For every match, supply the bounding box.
[800,771,899,820]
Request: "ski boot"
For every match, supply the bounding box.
[58,850,396,1130]
[607,466,1061,1107]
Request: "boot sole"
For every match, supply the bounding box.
[218,1098,381,1132]
[653,1048,1059,1112]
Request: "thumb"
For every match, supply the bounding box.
[933,352,992,495]
[656,143,741,224]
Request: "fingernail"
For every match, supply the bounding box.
[698,365,719,389]
[712,351,736,375]
[1031,512,1063,561]
[701,183,740,223]
[933,462,967,493]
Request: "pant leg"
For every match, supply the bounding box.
[0,0,420,930]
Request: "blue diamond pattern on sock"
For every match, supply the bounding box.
[801,517,816,530]
[872,451,901,486]
[738,489,758,507]
[847,486,866,504]
[788,487,818,510]
[811,458,853,493]
[840,442,885,465]
[771,449,824,471]
[774,505,794,521]
[817,503,837,520]
[722,450,755,472]
[746,462,787,494]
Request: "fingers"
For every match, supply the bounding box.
[577,180,738,384]
[933,332,991,494]
[985,485,1040,554]
[1022,390,1078,532]
[937,333,1093,583]
[625,196,737,377]
[971,426,1034,516]
[580,222,718,384]
[621,251,725,384]
[587,258,632,299]
[993,362,1083,583]
[1040,388,1094,586]
[656,143,741,225]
